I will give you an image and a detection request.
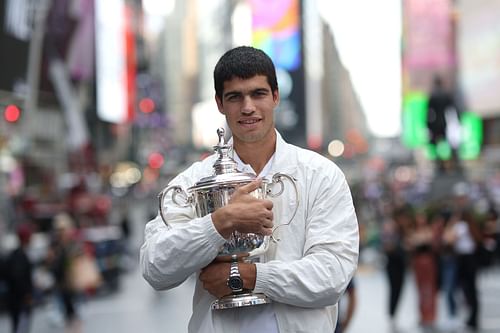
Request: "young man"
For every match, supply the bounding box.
[141,46,359,332]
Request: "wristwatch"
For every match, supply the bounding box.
[227,254,244,293]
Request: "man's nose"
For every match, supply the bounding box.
[241,96,255,114]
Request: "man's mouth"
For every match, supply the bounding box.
[238,119,261,125]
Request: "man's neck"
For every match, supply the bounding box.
[233,134,276,175]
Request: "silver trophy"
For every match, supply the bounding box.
[158,128,299,310]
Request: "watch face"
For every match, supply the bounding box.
[228,277,243,291]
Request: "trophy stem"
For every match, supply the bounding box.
[211,293,271,310]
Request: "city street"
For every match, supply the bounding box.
[2,1,500,333]
[1,200,499,333]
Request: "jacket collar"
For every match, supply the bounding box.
[270,130,297,175]
[227,129,297,176]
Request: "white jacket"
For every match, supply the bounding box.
[140,131,359,332]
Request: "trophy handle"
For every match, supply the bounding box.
[158,185,191,226]
[267,173,299,242]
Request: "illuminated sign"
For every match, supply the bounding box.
[250,0,301,71]
[95,0,136,123]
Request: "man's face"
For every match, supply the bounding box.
[215,75,279,144]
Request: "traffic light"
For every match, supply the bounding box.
[3,104,22,123]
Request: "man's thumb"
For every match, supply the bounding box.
[238,178,262,194]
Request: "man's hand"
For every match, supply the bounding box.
[212,179,274,239]
[199,260,256,298]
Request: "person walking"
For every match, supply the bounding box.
[381,205,411,329]
[452,209,482,331]
[140,46,359,332]
[437,210,460,329]
[408,211,438,331]
[46,213,82,330]
[4,223,34,333]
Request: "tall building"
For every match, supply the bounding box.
[322,24,370,158]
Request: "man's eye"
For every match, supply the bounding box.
[227,95,241,101]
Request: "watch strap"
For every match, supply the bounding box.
[227,254,243,292]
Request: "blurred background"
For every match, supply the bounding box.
[0,0,499,332]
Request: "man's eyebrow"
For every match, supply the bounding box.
[223,87,270,98]
[252,88,270,93]
[223,90,242,99]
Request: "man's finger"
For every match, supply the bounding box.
[263,215,274,229]
[261,226,273,236]
[263,199,273,210]
[237,178,262,194]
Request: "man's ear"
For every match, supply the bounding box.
[273,89,280,107]
[215,94,224,114]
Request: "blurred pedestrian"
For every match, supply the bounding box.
[334,278,357,333]
[119,212,131,241]
[438,210,460,328]
[452,209,482,330]
[46,213,82,328]
[4,223,34,333]
[381,205,411,328]
[408,211,438,331]
[479,207,498,268]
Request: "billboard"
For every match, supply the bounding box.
[402,0,455,92]
[249,0,306,146]
[457,0,500,117]
[95,0,136,123]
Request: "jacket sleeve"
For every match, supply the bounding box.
[140,167,227,291]
[253,166,359,308]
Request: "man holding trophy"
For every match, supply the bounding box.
[140,46,359,332]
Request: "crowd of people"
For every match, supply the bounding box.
[381,194,498,332]
[0,208,128,333]
[0,213,82,332]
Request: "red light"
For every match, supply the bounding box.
[139,98,155,113]
[4,104,21,123]
[148,152,164,169]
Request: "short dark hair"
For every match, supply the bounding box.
[213,46,278,100]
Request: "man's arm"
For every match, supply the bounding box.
[253,170,359,308]
[140,165,228,290]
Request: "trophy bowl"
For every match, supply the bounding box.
[158,128,299,309]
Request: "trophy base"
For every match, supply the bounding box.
[211,293,271,310]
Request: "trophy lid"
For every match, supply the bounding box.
[189,128,260,191]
